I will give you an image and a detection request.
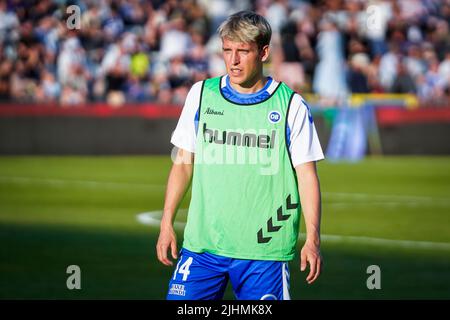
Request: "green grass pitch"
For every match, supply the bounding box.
[0,156,449,299]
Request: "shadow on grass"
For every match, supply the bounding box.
[1,223,449,299]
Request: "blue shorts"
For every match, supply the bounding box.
[166,248,291,300]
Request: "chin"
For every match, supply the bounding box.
[228,75,246,86]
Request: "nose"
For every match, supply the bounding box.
[231,51,240,65]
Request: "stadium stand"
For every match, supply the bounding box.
[0,0,448,107]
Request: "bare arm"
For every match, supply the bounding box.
[296,161,323,284]
[156,148,194,266]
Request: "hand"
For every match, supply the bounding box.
[300,240,323,284]
[156,224,178,266]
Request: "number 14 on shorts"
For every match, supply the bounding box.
[173,256,193,281]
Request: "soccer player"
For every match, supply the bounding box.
[156,10,324,300]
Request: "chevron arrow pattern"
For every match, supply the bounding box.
[277,206,290,221]
[257,194,299,244]
[286,194,299,210]
[257,229,271,243]
[267,217,282,232]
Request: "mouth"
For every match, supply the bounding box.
[230,68,242,75]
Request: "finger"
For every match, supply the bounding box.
[306,256,317,283]
[171,240,178,260]
[300,251,307,271]
[157,243,168,266]
[309,257,322,284]
[163,247,173,266]
[156,243,162,263]
[159,243,172,266]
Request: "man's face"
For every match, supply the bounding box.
[222,37,269,88]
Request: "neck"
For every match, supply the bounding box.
[229,72,267,94]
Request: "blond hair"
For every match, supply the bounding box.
[218,11,272,49]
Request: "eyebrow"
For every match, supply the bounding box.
[222,47,250,51]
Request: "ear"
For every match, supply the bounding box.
[260,45,270,62]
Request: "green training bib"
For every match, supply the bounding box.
[183,76,301,261]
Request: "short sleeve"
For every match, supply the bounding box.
[287,94,325,168]
[170,81,203,153]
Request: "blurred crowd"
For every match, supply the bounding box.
[0,0,449,107]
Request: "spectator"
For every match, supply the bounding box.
[0,58,13,101]
[365,0,391,57]
[313,18,349,104]
[379,42,400,91]
[57,37,90,106]
[347,53,370,93]
[417,58,447,102]
[36,70,60,103]
[274,20,307,92]
[0,0,19,46]
[391,60,417,94]
[438,52,450,91]
[404,44,426,80]
[100,33,135,106]
[159,14,191,61]
[265,0,289,35]
[102,2,124,42]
